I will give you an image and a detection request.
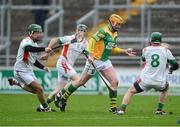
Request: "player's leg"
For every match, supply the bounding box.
[116,81,144,115]
[47,81,67,104]
[58,71,91,103]
[8,71,37,94]
[8,77,36,93]
[55,62,93,111]
[47,58,69,103]
[58,60,94,101]
[155,82,169,115]
[14,71,54,112]
[27,80,54,112]
[101,61,118,112]
[47,74,79,104]
[100,65,119,112]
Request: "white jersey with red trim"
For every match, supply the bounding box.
[58,34,88,66]
[140,45,175,85]
[14,37,38,73]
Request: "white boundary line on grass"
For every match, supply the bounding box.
[4,115,180,122]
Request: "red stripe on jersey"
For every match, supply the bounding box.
[61,60,70,73]
[62,45,69,59]
[23,50,29,63]
[142,61,146,69]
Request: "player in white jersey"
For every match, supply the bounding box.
[8,24,55,112]
[116,32,179,115]
[43,24,88,104]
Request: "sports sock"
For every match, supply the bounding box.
[121,104,127,111]
[109,90,117,108]
[61,88,66,94]
[46,98,53,104]
[62,83,77,101]
[41,103,48,109]
[157,103,164,110]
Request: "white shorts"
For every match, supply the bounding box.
[56,57,77,82]
[137,79,168,92]
[84,59,112,75]
[14,71,37,86]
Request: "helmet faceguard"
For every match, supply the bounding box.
[76,24,88,42]
[150,32,162,43]
[108,14,125,31]
[28,24,42,35]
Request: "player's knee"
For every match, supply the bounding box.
[78,80,85,86]
[160,82,169,92]
[128,87,137,94]
[77,78,86,86]
[111,79,119,86]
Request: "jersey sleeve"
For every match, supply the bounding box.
[57,35,75,44]
[21,40,32,50]
[92,28,106,42]
[167,49,175,60]
[141,48,146,61]
[167,49,177,64]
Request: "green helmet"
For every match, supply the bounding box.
[76,24,88,32]
[28,24,42,35]
[150,32,162,43]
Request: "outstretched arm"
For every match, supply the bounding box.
[34,60,50,72]
[112,47,136,56]
[47,38,59,49]
[25,46,51,53]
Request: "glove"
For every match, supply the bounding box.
[43,66,50,73]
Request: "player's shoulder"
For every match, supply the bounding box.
[20,37,33,45]
[62,34,75,39]
[98,25,108,34]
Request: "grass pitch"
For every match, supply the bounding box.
[0,94,180,126]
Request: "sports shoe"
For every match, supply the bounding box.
[54,93,67,112]
[8,78,19,86]
[155,109,167,115]
[109,107,118,113]
[116,110,125,115]
[36,106,56,112]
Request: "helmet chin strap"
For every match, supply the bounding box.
[28,34,40,42]
[108,20,119,32]
[76,32,84,42]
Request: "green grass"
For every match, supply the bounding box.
[0,94,180,126]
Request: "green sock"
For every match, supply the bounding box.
[109,90,117,108]
[157,103,164,110]
[61,88,66,94]
[46,98,53,104]
[42,103,48,109]
[121,104,127,111]
[62,83,77,101]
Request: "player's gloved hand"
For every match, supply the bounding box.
[45,47,52,53]
[43,66,50,73]
[168,64,173,74]
[40,53,49,60]
[88,54,94,63]
[125,48,136,56]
